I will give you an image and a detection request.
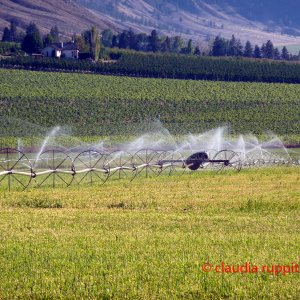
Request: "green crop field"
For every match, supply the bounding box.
[0,69,300,146]
[0,167,299,299]
[0,67,299,299]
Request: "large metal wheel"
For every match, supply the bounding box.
[156,150,185,176]
[211,150,242,172]
[73,150,109,185]
[107,151,136,181]
[131,149,162,180]
[0,148,32,191]
[33,150,74,188]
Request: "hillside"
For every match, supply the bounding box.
[0,0,116,37]
[78,0,300,46]
[1,0,300,47]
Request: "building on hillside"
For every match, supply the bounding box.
[41,42,79,59]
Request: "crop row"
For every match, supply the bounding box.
[0,69,299,139]
[1,51,300,83]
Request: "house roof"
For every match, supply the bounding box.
[44,42,79,51]
[62,43,79,51]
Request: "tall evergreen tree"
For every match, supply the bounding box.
[118,31,129,48]
[1,27,10,42]
[172,36,184,53]
[235,39,243,56]
[281,46,289,60]
[161,36,171,52]
[212,36,227,56]
[9,21,18,42]
[127,28,136,50]
[273,47,280,60]
[254,45,261,58]
[228,34,237,56]
[264,40,274,59]
[261,43,266,58]
[148,30,160,52]
[244,41,253,57]
[228,35,243,56]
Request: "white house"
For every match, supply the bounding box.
[41,42,79,59]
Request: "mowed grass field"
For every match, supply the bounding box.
[0,167,299,299]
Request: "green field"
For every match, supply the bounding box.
[0,168,299,299]
[0,69,300,144]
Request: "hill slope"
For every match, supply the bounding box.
[1,0,300,46]
[0,0,116,37]
[78,0,300,46]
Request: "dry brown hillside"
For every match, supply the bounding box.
[1,0,300,47]
[0,0,116,37]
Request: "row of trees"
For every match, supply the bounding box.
[211,35,293,61]
[106,29,297,61]
[2,51,300,84]
[1,22,298,61]
[101,28,199,55]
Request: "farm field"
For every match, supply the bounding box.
[0,167,299,299]
[0,69,300,144]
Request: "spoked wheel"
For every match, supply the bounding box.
[131,149,162,180]
[211,150,242,172]
[167,150,186,176]
[33,150,74,188]
[0,148,32,191]
[73,150,109,185]
[107,151,135,181]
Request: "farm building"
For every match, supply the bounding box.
[41,42,79,59]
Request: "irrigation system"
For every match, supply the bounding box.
[0,147,298,191]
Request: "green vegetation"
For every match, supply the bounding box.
[0,167,299,298]
[0,69,299,141]
[0,42,21,55]
[2,50,300,83]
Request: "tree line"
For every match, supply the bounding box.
[2,21,299,62]
[103,28,299,61]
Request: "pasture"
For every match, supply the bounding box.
[0,167,299,299]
